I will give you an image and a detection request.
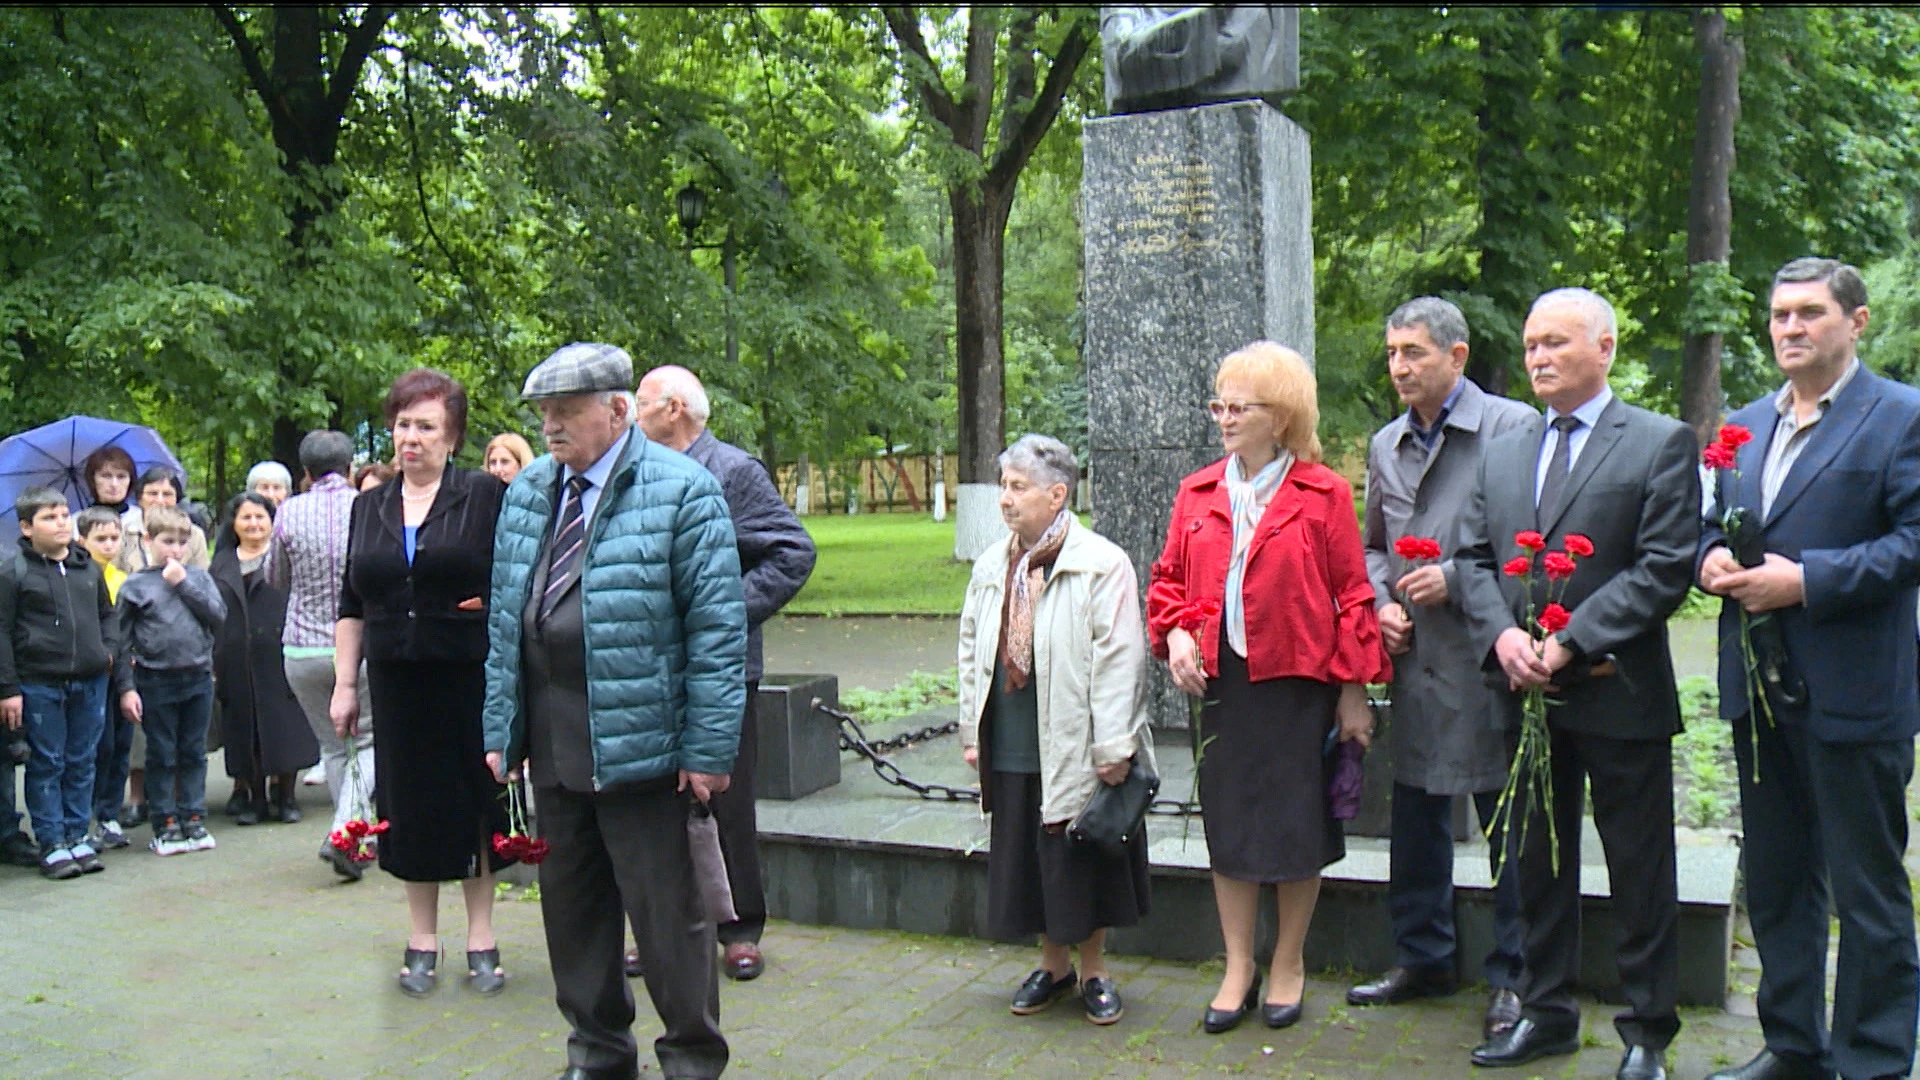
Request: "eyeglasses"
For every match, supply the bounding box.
[1207,400,1271,421]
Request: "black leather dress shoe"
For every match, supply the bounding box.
[1470,1016,1580,1068]
[1202,972,1261,1035]
[622,947,643,979]
[1617,1046,1666,1080]
[1261,999,1303,1029]
[1483,988,1522,1039]
[723,941,764,981]
[1704,1049,1835,1080]
[557,1064,639,1080]
[1347,965,1458,1006]
[1010,967,1077,1015]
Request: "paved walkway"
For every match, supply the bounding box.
[0,772,1769,1080]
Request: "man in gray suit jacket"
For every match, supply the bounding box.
[1457,289,1701,1080]
[1350,298,1534,1039]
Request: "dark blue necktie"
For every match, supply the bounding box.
[540,475,592,621]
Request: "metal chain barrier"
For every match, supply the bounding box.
[813,698,1199,816]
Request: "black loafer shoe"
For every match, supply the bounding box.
[398,947,437,997]
[623,947,643,979]
[0,833,40,867]
[1704,1050,1835,1080]
[723,941,764,981]
[224,790,250,817]
[1082,976,1124,1025]
[1483,988,1523,1039]
[235,800,262,827]
[467,948,506,995]
[1010,967,1077,1015]
[557,1065,640,1080]
[1347,965,1458,1006]
[1617,1046,1666,1080]
[1202,972,1260,1035]
[1470,1016,1580,1068]
[321,840,365,882]
[1262,999,1303,1029]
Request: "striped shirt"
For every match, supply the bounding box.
[267,473,357,648]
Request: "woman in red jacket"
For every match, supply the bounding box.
[1148,341,1391,1034]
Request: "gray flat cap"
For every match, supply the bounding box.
[523,342,634,400]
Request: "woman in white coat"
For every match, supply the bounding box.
[958,434,1156,1026]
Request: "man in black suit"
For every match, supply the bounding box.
[1699,258,1920,1080]
[1458,288,1701,1080]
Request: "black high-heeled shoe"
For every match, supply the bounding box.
[1203,972,1261,1034]
[1262,996,1304,1029]
[398,947,438,997]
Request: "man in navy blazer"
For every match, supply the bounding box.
[1699,258,1920,1080]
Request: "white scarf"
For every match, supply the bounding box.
[1223,450,1294,658]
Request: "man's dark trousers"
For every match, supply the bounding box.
[709,679,763,946]
[1389,783,1523,986]
[1733,706,1917,1080]
[1516,725,1680,1050]
[539,781,729,1078]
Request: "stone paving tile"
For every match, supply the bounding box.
[0,781,1774,1080]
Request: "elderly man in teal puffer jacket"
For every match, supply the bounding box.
[483,341,746,1080]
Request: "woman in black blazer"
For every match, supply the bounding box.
[331,368,515,997]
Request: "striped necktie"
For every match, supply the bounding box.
[540,475,592,621]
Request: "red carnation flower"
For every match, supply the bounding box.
[1563,534,1594,558]
[1394,536,1443,561]
[522,838,551,865]
[1536,603,1572,635]
[343,819,370,839]
[349,845,378,864]
[329,829,354,852]
[1702,443,1737,471]
[491,832,515,858]
[368,819,391,835]
[1543,552,1578,581]
[1514,530,1546,552]
[1503,556,1532,577]
[1180,597,1221,632]
[1717,424,1753,450]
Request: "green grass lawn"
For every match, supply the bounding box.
[790,513,973,615]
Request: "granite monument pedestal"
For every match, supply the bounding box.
[1084,99,1314,727]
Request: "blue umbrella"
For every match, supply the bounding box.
[0,416,185,530]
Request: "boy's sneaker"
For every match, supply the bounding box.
[182,817,216,852]
[150,819,188,857]
[40,847,82,880]
[96,820,130,850]
[69,841,104,874]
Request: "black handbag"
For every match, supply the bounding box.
[1067,756,1159,858]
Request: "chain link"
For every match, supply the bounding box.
[812,698,1200,816]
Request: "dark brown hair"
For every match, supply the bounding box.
[353,462,396,490]
[383,368,469,453]
[83,446,137,503]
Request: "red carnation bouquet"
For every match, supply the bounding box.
[1489,529,1592,881]
[1392,535,1444,608]
[1701,422,1797,777]
[327,747,387,865]
[492,780,549,865]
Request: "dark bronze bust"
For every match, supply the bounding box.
[1100,6,1300,115]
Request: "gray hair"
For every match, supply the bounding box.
[1530,287,1618,346]
[1774,256,1868,312]
[998,434,1078,491]
[298,429,354,479]
[594,390,638,416]
[1386,296,1469,350]
[246,460,292,493]
[641,365,711,422]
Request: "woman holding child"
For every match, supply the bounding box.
[332,368,514,997]
[211,492,318,826]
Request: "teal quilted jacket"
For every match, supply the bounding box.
[481,432,747,787]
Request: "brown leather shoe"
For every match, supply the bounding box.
[622,947,642,979]
[723,941,764,981]
[1483,987,1523,1039]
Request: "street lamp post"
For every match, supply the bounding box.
[675,183,738,372]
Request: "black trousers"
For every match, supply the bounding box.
[538,782,729,1078]
[1733,710,1918,1080]
[707,680,765,946]
[1388,783,1523,989]
[1515,725,1680,1050]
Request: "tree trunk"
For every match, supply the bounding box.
[1681,7,1743,445]
[1469,11,1546,397]
[950,185,1014,559]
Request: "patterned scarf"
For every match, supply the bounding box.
[1000,509,1072,691]
[1223,450,1294,658]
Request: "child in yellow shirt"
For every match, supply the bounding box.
[76,507,132,847]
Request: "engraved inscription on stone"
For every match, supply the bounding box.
[1114,152,1221,257]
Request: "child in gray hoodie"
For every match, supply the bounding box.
[117,506,226,856]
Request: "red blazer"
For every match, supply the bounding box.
[1147,458,1391,686]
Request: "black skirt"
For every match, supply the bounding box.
[1197,643,1344,883]
[368,658,512,883]
[985,770,1151,945]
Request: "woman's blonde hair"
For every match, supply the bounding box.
[484,432,535,468]
[1215,341,1321,463]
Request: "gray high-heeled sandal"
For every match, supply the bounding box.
[398,947,438,996]
[466,948,505,994]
